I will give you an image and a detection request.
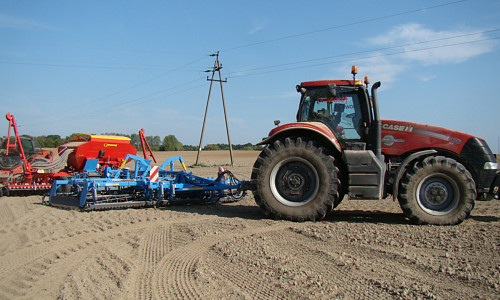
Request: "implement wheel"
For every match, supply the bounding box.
[251,137,340,221]
[398,156,476,225]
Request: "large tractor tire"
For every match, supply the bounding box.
[398,156,476,225]
[251,137,340,221]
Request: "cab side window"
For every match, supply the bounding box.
[339,95,362,141]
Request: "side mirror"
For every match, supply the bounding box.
[328,83,337,97]
[274,120,281,126]
[296,85,307,94]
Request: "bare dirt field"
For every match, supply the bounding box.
[0,150,499,299]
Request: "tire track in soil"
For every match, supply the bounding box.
[0,202,16,225]
[287,225,497,299]
[0,204,189,266]
[58,247,133,300]
[151,222,291,300]
[202,246,295,299]
[0,201,59,255]
[0,204,210,299]
[0,221,149,299]
[132,225,172,300]
[125,216,235,300]
[0,196,37,226]
[0,237,99,299]
[362,243,497,298]
[199,224,489,299]
[202,227,390,299]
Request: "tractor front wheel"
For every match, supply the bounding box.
[398,156,476,225]
[251,137,340,221]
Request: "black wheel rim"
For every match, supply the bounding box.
[270,157,319,206]
[417,173,460,215]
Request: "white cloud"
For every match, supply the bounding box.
[330,56,407,89]
[0,13,56,30]
[368,23,495,65]
[248,20,268,35]
[354,56,407,84]
[417,74,436,82]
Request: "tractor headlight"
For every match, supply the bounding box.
[484,162,499,170]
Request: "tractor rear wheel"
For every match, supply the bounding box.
[398,156,476,225]
[251,137,340,221]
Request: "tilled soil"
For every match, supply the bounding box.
[0,150,498,299]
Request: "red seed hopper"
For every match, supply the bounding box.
[58,134,137,172]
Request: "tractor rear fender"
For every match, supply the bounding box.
[392,149,438,198]
[257,122,342,155]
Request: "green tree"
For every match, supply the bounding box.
[241,143,254,150]
[145,135,161,151]
[130,133,140,149]
[203,144,220,150]
[36,135,64,147]
[182,145,197,151]
[163,135,183,151]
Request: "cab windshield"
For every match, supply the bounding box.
[0,137,39,156]
[297,86,364,143]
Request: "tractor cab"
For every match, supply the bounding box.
[0,136,44,170]
[296,80,371,149]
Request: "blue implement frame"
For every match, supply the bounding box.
[45,155,247,210]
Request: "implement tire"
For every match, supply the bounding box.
[398,156,476,225]
[251,137,340,221]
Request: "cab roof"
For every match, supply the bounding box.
[300,80,363,87]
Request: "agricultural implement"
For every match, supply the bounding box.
[0,112,74,196]
[45,154,249,210]
[0,112,145,197]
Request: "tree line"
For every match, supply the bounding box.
[29,133,263,151]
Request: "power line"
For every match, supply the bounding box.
[0,40,205,57]
[227,36,500,78]
[22,77,208,127]
[230,28,500,75]
[0,59,167,70]
[221,0,470,52]
[0,58,202,71]
[66,81,209,122]
[41,55,209,120]
[90,56,208,103]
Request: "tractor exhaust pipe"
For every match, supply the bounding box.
[371,81,382,160]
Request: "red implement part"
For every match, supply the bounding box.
[1,113,63,193]
[58,134,137,171]
[139,128,157,163]
[5,113,32,172]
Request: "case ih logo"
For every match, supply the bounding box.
[382,123,414,133]
[317,96,347,104]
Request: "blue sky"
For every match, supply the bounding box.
[1,0,499,152]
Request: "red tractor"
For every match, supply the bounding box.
[251,66,499,225]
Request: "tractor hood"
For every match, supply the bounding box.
[381,120,477,156]
[258,119,488,159]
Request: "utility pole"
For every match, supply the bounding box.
[196,51,234,166]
